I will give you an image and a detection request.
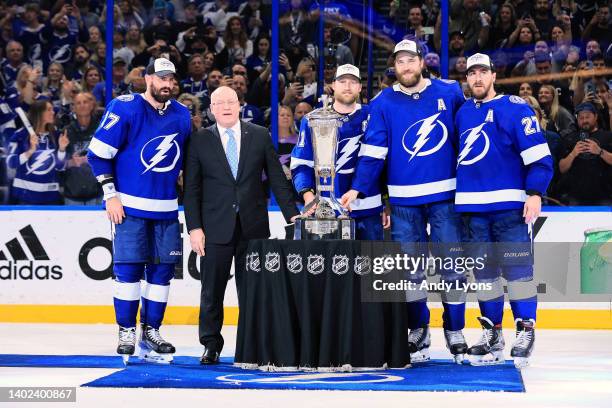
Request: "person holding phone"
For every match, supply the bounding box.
[7,100,69,204]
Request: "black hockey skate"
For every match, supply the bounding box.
[139,324,175,364]
[467,316,505,366]
[117,326,136,365]
[408,325,431,363]
[511,318,535,369]
[444,329,468,364]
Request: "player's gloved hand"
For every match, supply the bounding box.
[523,195,542,224]
[189,228,206,257]
[340,189,359,211]
[106,196,125,224]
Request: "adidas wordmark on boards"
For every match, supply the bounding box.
[0,261,63,280]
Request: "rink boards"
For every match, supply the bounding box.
[1,206,611,329]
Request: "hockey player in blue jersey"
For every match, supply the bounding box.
[291,64,388,239]
[341,40,467,363]
[455,53,553,368]
[87,58,191,364]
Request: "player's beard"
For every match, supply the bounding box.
[151,83,172,103]
[470,81,493,100]
[334,91,357,105]
[397,70,422,88]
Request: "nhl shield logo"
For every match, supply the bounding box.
[332,255,349,275]
[286,253,303,274]
[307,254,325,275]
[246,252,261,272]
[354,256,371,275]
[265,252,281,272]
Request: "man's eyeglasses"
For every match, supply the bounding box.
[212,100,239,107]
[233,70,247,76]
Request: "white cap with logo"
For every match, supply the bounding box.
[466,53,493,72]
[393,39,421,57]
[146,58,176,77]
[334,64,361,80]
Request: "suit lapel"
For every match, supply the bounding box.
[236,121,250,181]
[208,125,235,181]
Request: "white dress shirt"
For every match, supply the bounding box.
[216,121,242,157]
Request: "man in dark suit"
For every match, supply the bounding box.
[183,86,299,365]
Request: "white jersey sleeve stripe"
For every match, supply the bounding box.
[88,137,119,159]
[388,178,456,198]
[351,194,383,211]
[455,189,527,205]
[118,192,178,212]
[289,157,314,170]
[520,143,551,165]
[358,144,388,159]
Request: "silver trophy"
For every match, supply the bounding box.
[294,95,355,240]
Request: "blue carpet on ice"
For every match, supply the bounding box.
[0,354,524,392]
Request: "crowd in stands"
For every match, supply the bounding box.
[0,0,609,206]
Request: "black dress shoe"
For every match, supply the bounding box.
[200,347,220,365]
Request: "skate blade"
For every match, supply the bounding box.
[121,354,130,365]
[513,357,530,369]
[138,348,173,364]
[410,349,430,363]
[452,353,466,364]
[468,351,504,366]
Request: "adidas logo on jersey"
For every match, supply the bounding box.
[0,225,63,280]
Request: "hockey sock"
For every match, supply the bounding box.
[113,263,145,328]
[476,277,505,326]
[508,280,537,322]
[140,263,174,329]
[406,301,430,329]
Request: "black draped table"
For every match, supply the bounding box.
[234,239,410,371]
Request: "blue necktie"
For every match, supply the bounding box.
[225,128,238,179]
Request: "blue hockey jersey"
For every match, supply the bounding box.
[454,94,553,212]
[352,78,465,205]
[7,128,66,204]
[87,94,191,220]
[291,104,382,218]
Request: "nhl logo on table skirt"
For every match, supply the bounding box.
[286,253,303,274]
[264,252,281,272]
[354,256,372,275]
[246,252,261,272]
[307,254,325,275]
[332,255,349,275]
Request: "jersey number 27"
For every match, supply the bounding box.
[521,116,541,136]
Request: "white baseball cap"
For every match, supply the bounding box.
[466,53,493,72]
[393,39,421,57]
[334,64,361,80]
[146,58,176,77]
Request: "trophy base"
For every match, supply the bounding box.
[294,218,355,240]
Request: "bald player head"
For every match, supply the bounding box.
[210,86,240,128]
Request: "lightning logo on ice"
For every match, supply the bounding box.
[336,136,361,173]
[26,149,55,175]
[457,123,490,166]
[140,133,180,174]
[402,113,448,161]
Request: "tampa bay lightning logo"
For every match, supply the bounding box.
[401,113,448,161]
[27,44,42,66]
[140,133,181,174]
[336,135,361,173]
[457,123,490,166]
[48,44,72,64]
[26,149,56,175]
